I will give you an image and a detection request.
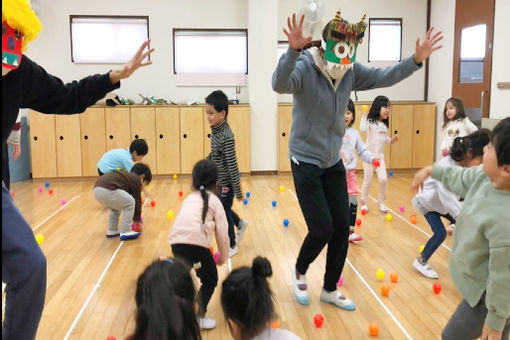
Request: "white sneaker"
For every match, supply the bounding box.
[198,317,217,330]
[377,202,388,213]
[447,224,455,235]
[291,268,309,305]
[348,232,362,242]
[106,230,120,238]
[120,231,141,241]
[413,258,439,279]
[236,220,248,245]
[229,246,238,257]
[360,200,368,213]
[320,289,356,311]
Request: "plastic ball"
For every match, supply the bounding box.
[38,186,43,193]
[116,167,122,171]
[167,210,174,219]
[361,208,367,216]
[131,223,141,233]
[279,185,285,192]
[150,200,156,207]
[313,313,324,328]
[173,174,178,180]
[61,199,67,205]
[376,269,385,281]
[356,218,362,226]
[380,284,390,296]
[45,181,50,188]
[433,282,442,294]
[10,192,14,198]
[390,272,399,283]
[140,216,144,222]
[35,234,45,245]
[178,190,183,197]
[283,219,289,227]
[419,245,425,254]
[386,213,393,222]
[372,158,380,167]
[369,322,380,336]
[213,251,220,264]
[246,192,251,198]
[271,321,281,329]
[362,105,368,112]
[388,170,394,177]
[243,198,248,205]
[337,276,344,286]
[48,189,54,195]
[399,205,405,213]
[106,336,117,340]
[410,215,417,224]
[272,200,277,207]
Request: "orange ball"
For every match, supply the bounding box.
[361,209,367,216]
[369,322,380,336]
[390,272,399,283]
[356,218,362,226]
[271,321,281,329]
[410,214,417,224]
[150,200,156,207]
[380,284,390,296]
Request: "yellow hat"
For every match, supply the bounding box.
[2,0,42,51]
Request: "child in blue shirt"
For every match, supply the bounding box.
[97,138,148,175]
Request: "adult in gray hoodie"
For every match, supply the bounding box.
[272,11,443,309]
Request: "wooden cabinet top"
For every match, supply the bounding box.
[94,104,250,108]
[278,101,435,106]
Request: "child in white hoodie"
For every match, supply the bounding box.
[440,97,478,157]
[411,129,489,278]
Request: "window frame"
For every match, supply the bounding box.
[368,18,403,63]
[69,15,150,64]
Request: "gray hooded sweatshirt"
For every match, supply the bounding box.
[272,47,421,169]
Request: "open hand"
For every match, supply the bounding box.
[411,165,432,192]
[8,142,21,160]
[481,323,502,340]
[109,39,155,84]
[283,13,313,51]
[414,27,443,64]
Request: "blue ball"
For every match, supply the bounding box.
[283,219,289,227]
[243,198,248,205]
[389,170,394,177]
[272,200,277,207]
[45,181,50,188]
[246,192,251,198]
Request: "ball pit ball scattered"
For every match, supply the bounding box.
[173,174,178,180]
[243,198,248,205]
[410,215,417,224]
[61,199,66,205]
[279,185,285,192]
[210,246,214,254]
[167,210,175,220]
[106,336,117,340]
[131,223,141,233]
[337,276,344,286]
[283,219,289,227]
[356,218,362,226]
[361,208,367,216]
[369,322,380,336]
[140,216,144,222]
[362,105,368,112]
[313,313,324,328]
[45,181,50,188]
[49,189,54,195]
[388,170,394,177]
[272,200,277,207]
[213,251,220,264]
[271,321,281,329]
[380,284,390,296]
[38,186,43,193]
[386,213,393,222]
[390,272,399,283]
[399,205,405,212]
[246,192,251,198]
[35,234,45,245]
[433,282,442,294]
[419,245,425,254]
[10,192,14,198]
[376,269,385,281]
[150,200,156,207]
[178,190,183,197]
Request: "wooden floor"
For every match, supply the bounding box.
[6,172,461,340]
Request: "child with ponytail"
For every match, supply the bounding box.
[169,159,229,330]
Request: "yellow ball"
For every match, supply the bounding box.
[362,105,368,112]
[279,185,285,192]
[35,234,45,245]
[419,245,425,254]
[173,174,178,180]
[116,167,122,171]
[386,213,393,221]
[376,269,385,281]
[167,210,175,220]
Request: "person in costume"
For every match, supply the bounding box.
[272,10,443,309]
[2,0,154,338]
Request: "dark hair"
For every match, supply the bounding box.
[205,90,229,116]
[221,257,275,339]
[449,128,490,163]
[192,160,218,225]
[131,163,152,184]
[490,117,510,166]
[367,96,390,127]
[442,98,467,128]
[132,258,202,340]
[130,139,149,156]
[346,99,356,127]
[302,18,350,51]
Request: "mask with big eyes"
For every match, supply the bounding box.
[2,21,24,70]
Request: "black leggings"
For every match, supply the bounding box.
[292,160,350,292]
[171,244,217,316]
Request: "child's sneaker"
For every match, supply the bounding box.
[236,220,248,245]
[106,230,120,238]
[348,232,362,242]
[229,246,238,257]
[320,289,356,311]
[292,268,309,305]
[446,224,455,235]
[377,202,388,213]
[413,258,439,278]
[198,317,217,330]
[360,200,368,213]
[120,231,141,241]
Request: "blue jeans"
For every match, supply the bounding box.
[217,184,238,248]
[422,211,455,262]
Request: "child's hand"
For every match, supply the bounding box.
[372,158,381,167]
[411,166,432,192]
[283,13,312,51]
[481,323,502,340]
[391,135,399,144]
[442,148,448,157]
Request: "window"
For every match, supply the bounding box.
[459,24,486,84]
[277,41,289,61]
[368,18,402,62]
[70,16,149,63]
[173,29,248,86]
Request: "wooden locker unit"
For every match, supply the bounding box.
[390,105,414,169]
[278,105,292,172]
[203,112,211,158]
[180,107,204,174]
[55,114,82,177]
[130,107,156,173]
[228,105,251,173]
[80,108,106,176]
[105,107,131,151]
[413,104,436,168]
[155,107,180,175]
[29,110,57,178]
[353,104,369,170]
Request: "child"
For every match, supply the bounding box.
[411,129,489,278]
[412,117,510,340]
[221,256,302,340]
[169,159,229,330]
[96,139,148,176]
[93,163,152,241]
[360,96,398,213]
[205,90,248,257]
[340,99,379,242]
[126,257,202,340]
[440,97,478,157]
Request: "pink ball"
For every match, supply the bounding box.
[61,199,67,205]
[38,186,43,193]
[213,251,221,264]
[399,205,405,212]
[337,276,344,286]
[141,216,144,222]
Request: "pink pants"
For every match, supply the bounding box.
[361,159,387,204]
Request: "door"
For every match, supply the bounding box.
[413,104,436,168]
[278,105,292,172]
[80,108,106,176]
[180,107,204,174]
[155,107,180,175]
[55,115,82,177]
[390,105,414,169]
[29,111,57,178]
[131,107,156,172]
[228,106,251,173]
[452,0,495,126]
[105,107,131,151]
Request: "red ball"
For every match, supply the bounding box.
[131,223,142,233]
[356,218,362,226]
[361,209,367,216]
[106,336,117,340]
[150,200,156,207]
[10,192,14,198]
[48,189,54,195]
[372,158,380,167]
[313,313,324,328]
[178,190,183,197]
[433,282,442,294]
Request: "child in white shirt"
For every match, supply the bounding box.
[440,97,478,157]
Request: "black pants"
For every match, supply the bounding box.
[217,184,239,248]
[171,244,217,316]
[292,160,350,292]
[2,143,10,190]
